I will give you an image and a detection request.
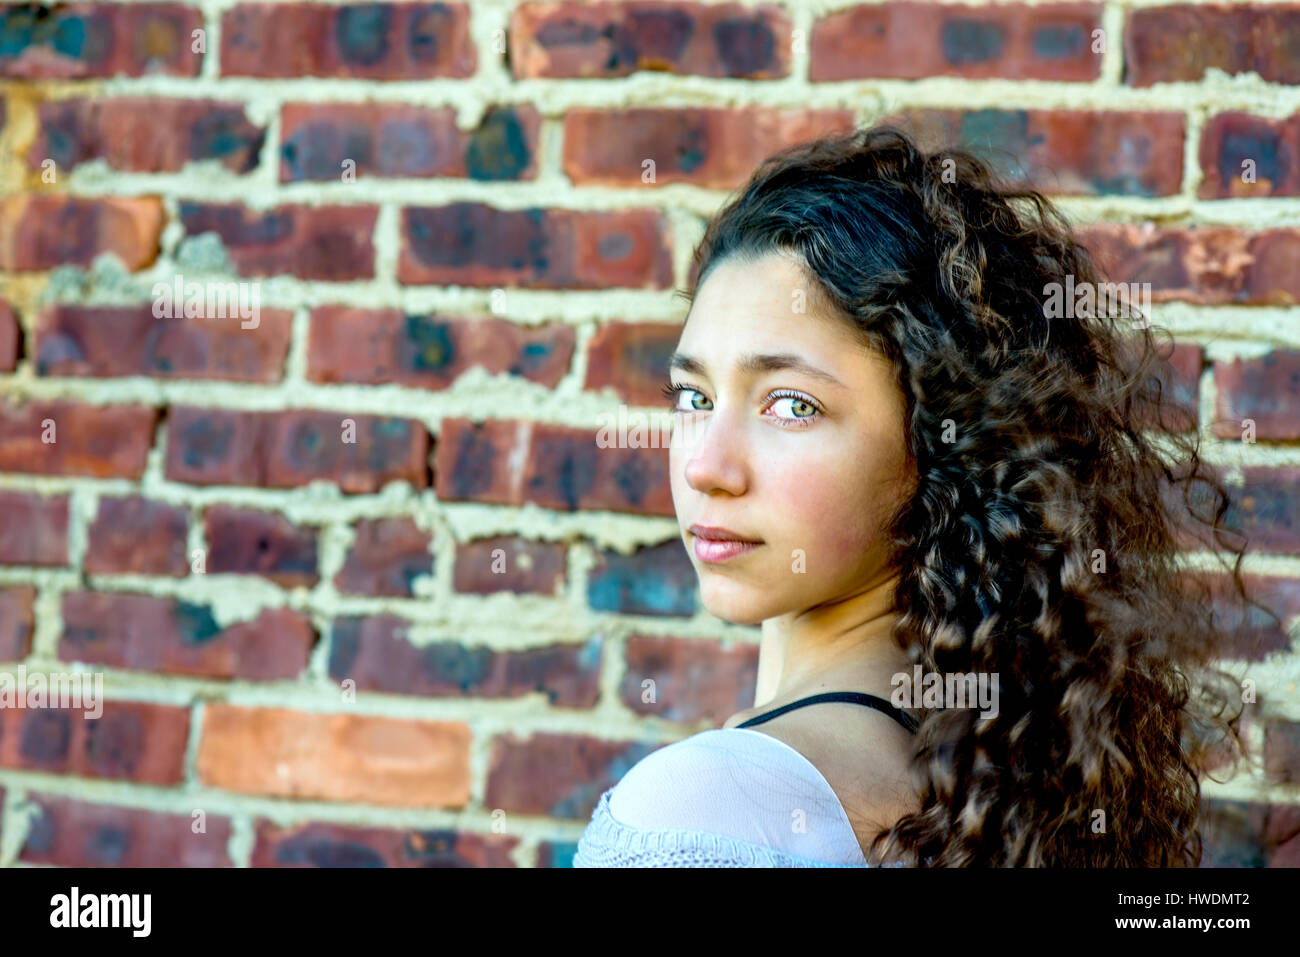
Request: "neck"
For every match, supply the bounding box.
[754,570,910,708]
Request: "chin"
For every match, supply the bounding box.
[697,584,776,626]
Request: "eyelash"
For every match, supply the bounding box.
[658,381,823,428]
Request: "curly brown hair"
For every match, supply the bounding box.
[678,124,1283,867]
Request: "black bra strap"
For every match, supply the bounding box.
[736,691,919,735]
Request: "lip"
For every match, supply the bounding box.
[689,524,761,543]
[689,524,763,564]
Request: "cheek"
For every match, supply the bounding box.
[767,466,873,556]
[767,457,903,569]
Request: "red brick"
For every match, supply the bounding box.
[1264,719,1300,783]
[1266,805,1300,867]
[84,495,189,577]
[1213,351,1300,441]
[30,97,264,174]
[1125,5,1300,87]
[197,705,472,807]
[1185,571,1300,662]
[811,2,1102,82]
[328,614,601,705]
[59,591,315,680]
[1225,468,1300,554]
[588,540,698,616]
[221,2,475,78]
[510,1,793,79]
[281,103,539,182]
[585,321,681,406]
[307,306,574,390]
[178,202,377,280]
[251,819,518,867]
[435,417,673,516]
[204,506,319,587]
[0,3,204,79]
[0,398,157,478]
[0,700,189,784]
[1076,224,1300,305]
[882,108,1185,197]
[563,107,856,189]
[452,536,567,596]
[20,792,233,867]
[35,303,292,383]
[1199,113,1300,199]
[0,300,18,372]
[0,195,163,271]
[1198,798,1300,867]
[0,491,68,566]
[399,204,674,289]
[165,406,429,492]
[334,516,433,597]
[0,585,36,660]
[485,732,658,818]
[1199,798,1269,866]
[1128,340,1201,433]
[621,633,758,723]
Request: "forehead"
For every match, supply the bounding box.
[682,253,863,356]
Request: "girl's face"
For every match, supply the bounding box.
[667,252,916,625]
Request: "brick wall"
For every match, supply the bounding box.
[0,1,1297,867]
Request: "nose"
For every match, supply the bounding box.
[680,408,749,496]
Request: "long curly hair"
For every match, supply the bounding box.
[678,124,1283,867]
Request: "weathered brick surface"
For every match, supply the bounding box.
[584,321,685,406]
[31,97,265,174]
[509,1,794,79]
[0,195,163,271]
[620,633,758,723]
[203,505,320,587]
[588,540,697,616]
[221,2,476,79]
[165,406,429,492]
[881,108,1186,197]
[20,793,233,867]
[197,705,472,807]
[435,417,672,516]
[0,300,19,371]
[334,516,433,597]
[35,304,292,382]
[563,108,856,189]
[486,731,659,819]
[328,613,602,705]
[0,491,68,566]
[0,3,204,79]
[810,3,1103,82]
[452,536,567,596]
[280,103,539,182]
[0,585,37,660]
[0,400,157,478]
[84,495,190,576]
[1076,224,1300,305]
[399,205,674,289]
[1222,468,1300,555]
[1199,113,1300,199]
[1213,351,1300,441]
[307,306,574,389]
[1125,5,1300,87]
[0,701,190,784]
[251,819,517,867]
[59,591,316,680]
[177,203,378,280]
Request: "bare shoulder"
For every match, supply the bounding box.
[727,707,920,855]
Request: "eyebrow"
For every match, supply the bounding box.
[668,351,847,389]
